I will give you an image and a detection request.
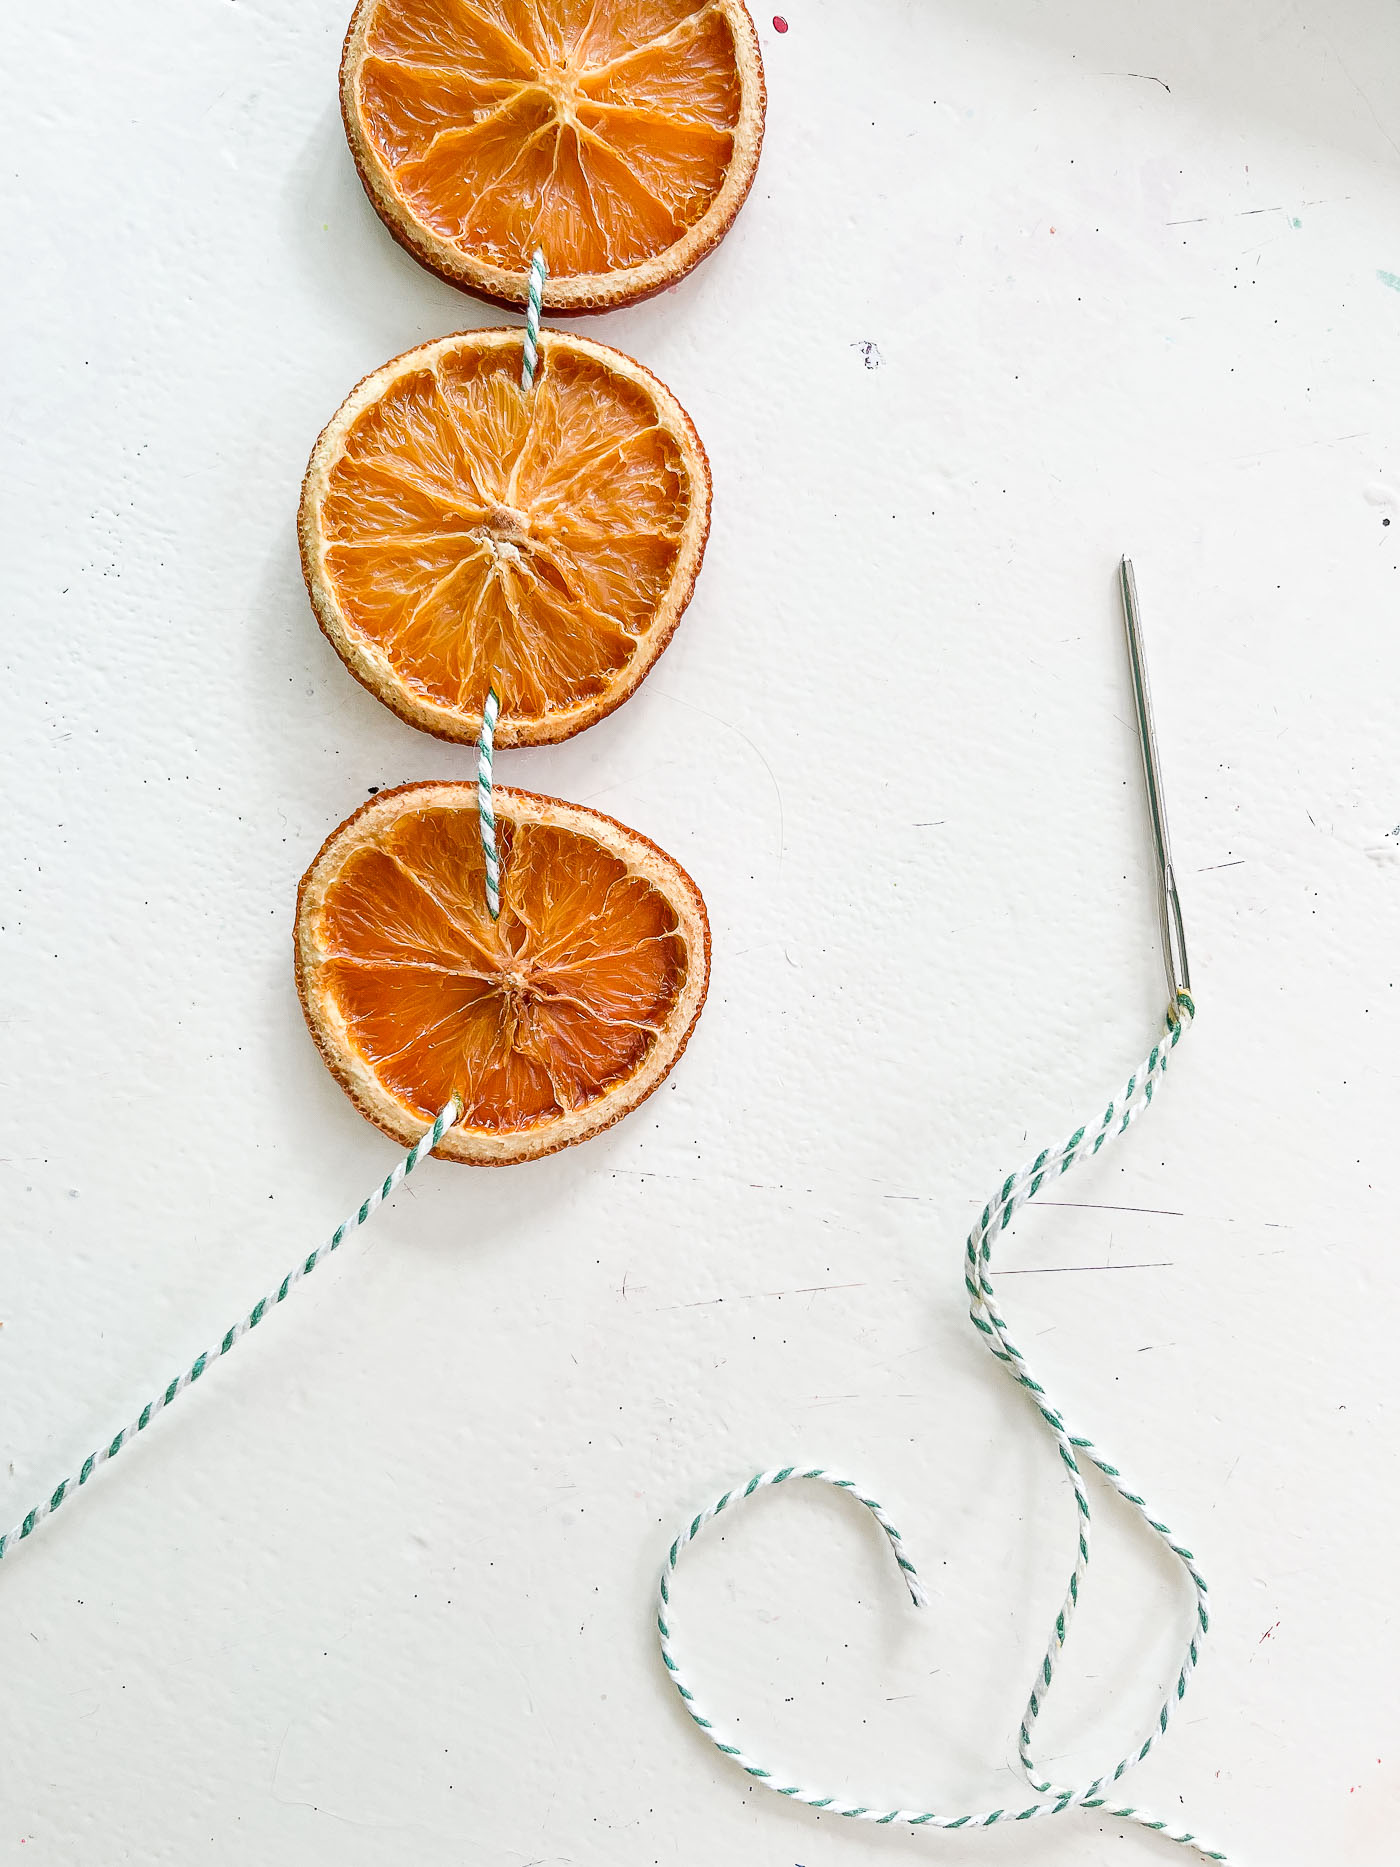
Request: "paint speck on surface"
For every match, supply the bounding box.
[1291,217,1303,229]
[1378,269,1400,292]
[1364,482,1399,521]
[772,14,788,31]
[852,341,883,369]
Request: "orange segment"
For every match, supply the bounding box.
[301,329,710,747]
[340,0,766,310]
[296,783,711,1164]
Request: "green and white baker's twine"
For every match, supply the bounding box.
[0,1100,459,1563]
[478,683,501,920]
[482,240,545,911]
[659,993,1231,1863]
[521,246,547,391]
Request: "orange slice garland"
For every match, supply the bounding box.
[296,783,711,1164]
[299,328,711,747]
[340,0,767,311]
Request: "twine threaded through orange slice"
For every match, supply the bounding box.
[300,328,710,747]
[296,783,710,1164]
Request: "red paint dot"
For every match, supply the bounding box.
[773,14,788,30]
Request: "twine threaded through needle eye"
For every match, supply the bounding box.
[658,996,1231,1864]
[521,248,547,391]
[0,1100,460,1563]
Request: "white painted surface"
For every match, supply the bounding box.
[3,2,1399,1861]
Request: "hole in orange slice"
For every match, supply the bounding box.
[300,329,711,746]
[296,782,711,1164]
[340,0,767,311]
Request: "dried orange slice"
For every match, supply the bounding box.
[300,328,710,747]
[340,0,766,311]
[296,783,710,1164]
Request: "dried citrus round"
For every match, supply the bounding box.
[340,0,766,311]
[301,329,710,747]
[296,783,710,1165]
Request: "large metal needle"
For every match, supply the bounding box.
[1119,557,1191,1007]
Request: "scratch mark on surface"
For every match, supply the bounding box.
[1227,432,1369,464]
[995,1261,1175,1277]
[1167,205,1285,225]
[1197,858,1246,872]
[653,1282,874,1312]
[606,1168,702,1185]
[1037,1200,1184,1218]
[1108,71,1171,92]
[653,689,785,864]
[1328,39,1400,163]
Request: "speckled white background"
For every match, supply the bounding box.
[3,2,1399,1862]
